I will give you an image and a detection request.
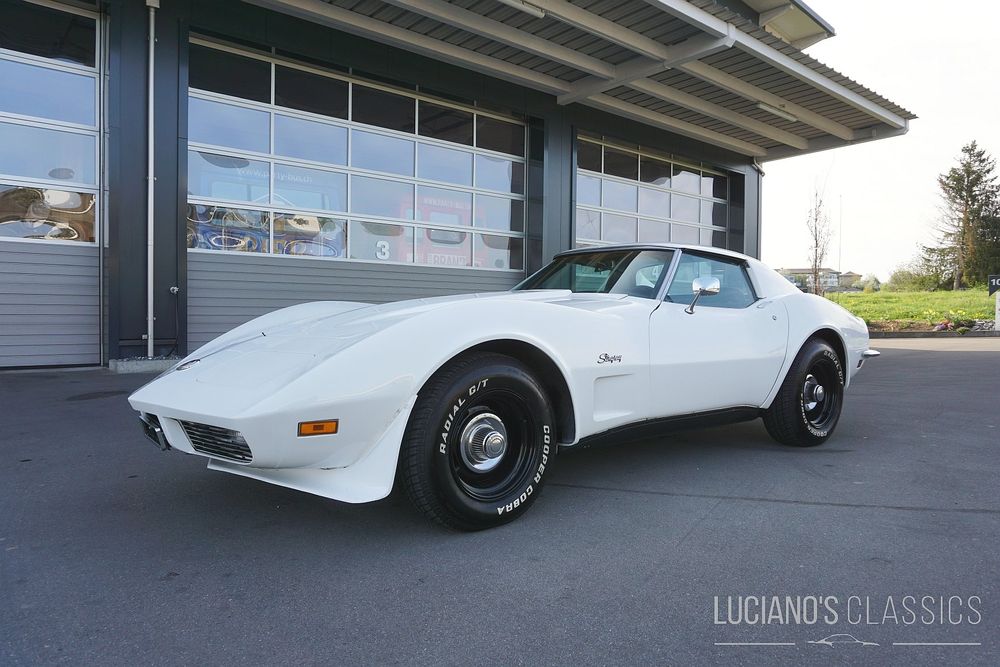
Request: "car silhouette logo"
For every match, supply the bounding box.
[807,633,879,647]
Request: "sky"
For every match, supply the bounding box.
[760,0,1000,280]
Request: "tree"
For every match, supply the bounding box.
[852,273,881,291]
[805,191,832,295]
[967,204,1000,284]
[934,141,999,288]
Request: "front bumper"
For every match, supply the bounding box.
[858,348,880,368]
[139,413,171,451]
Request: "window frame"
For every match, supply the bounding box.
[0,0,102,248]
[186,36,527,273]
[573,136,729,251]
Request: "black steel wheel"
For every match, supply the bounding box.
[399,352,557,530]
[762,338,844,447]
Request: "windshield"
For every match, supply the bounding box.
[515,249,675,298]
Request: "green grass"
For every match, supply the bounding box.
[825,289,995,323]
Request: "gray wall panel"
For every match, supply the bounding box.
[0,242,100,367]
[187,252,521,350]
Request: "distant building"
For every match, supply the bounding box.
[778,268,842,291]
[838,271,863,288]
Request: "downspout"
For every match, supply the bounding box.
[146,0,159,358]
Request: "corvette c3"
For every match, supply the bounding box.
[129,244,879,530]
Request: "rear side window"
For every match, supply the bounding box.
[665,252,756,308]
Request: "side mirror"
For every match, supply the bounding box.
[685,276,721,314]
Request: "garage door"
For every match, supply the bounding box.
[0,1,102,368]
[183,39,526,346]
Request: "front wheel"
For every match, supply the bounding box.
[762,338,844,447]
[399,352,557,530]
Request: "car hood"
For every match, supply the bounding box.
[262,290,630,340]
[157,290,636,396]
[132,290,636,414]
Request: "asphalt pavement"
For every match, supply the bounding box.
[2,338,999,666]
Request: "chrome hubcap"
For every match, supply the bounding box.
[803,374,825,411]
[459,413,508,473]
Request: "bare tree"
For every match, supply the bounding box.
[806,190,832,295]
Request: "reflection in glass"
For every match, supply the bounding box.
[602,180,637,212]
[0,183,95,242]
[603,213,637,243]
[186,204,269,253]
[700,227,726,248]
[639,187,669,217]
[189,44,270,103]
[638,218,670,243]
[416,186,471,226]
[274,114,347,165]
[701,172,727,199]
[474,195,523,233]
[640,156,671,187]
[576,140,601,172]
[603,147,638,180]
[352,85,415,133]
[576,208,600,240]
[672,164,700,193]
[0,121,96,185]
[701,200,727,228]
[189,97,270,153]
[275,65,348,119]
[350,175,413,219]
[670,223,699,244]
[475,155,524,194]
[671,194,699,223]
[349,221,413,262]
[418,102,473,145]
[273,213,345,257]
[417,143,472,186]
[273,164,346,212]
[0,59,95,125]
[415,227,470,267]
[576,173,600,207]
[351,130,414,176]
[0,1,96,67]
[476,116,525,157]
[475,234,523,271]
[188,151,269,203]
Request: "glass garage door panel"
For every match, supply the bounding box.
[0,0,101,368]
[574,137,728,251]
[186,42,527,274]
[0,122,96,185]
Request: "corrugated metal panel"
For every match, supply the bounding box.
[0,242,100,368]
[187,252,522,350]
[314,0,913,152]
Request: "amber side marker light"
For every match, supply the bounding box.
[298,420,339,437]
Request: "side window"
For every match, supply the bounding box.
[665,253,756,308]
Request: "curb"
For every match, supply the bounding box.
[109,358,179,374]
[870,331,1000,339]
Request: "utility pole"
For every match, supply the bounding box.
[838,194,843,274]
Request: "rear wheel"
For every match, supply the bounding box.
[399,352,556,530]
[763,338,844,447]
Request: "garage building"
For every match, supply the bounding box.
[0,0,913,367]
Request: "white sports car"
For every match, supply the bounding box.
[129,244,878,530]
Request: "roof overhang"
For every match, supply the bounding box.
[742,0,835,49]
[244,0,914,162]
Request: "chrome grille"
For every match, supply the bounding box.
[180,421,253,463]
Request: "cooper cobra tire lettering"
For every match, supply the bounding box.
[499,437,550,515]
